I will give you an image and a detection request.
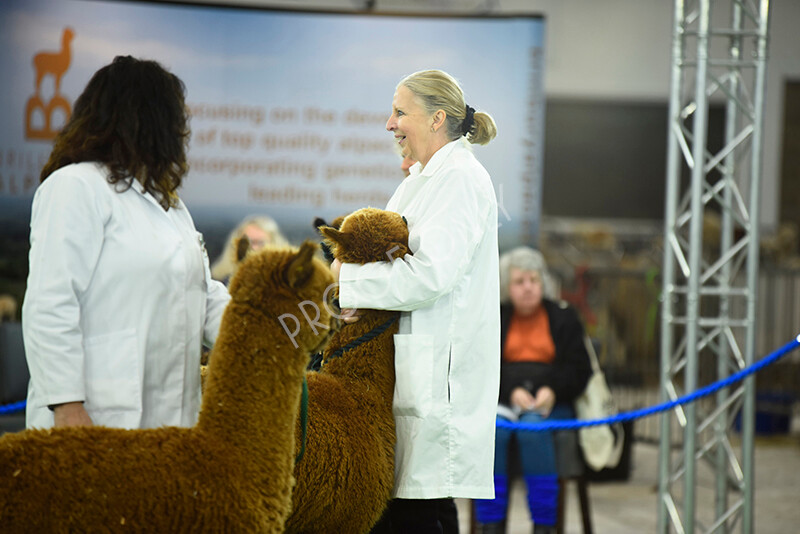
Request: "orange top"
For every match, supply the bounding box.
[503,307,556,364]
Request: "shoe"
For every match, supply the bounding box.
[476,522,506,534]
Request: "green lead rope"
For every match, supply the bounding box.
[294,316,397,463]
[295,375,309,464]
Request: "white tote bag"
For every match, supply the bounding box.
[574,336,624,471]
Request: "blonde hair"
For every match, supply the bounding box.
[399,70,497,145]
[211,215,289,282]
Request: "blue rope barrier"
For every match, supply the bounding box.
[497,334,800,433]
[0,400,26,415]
[0,336,798,425]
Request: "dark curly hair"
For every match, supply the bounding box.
[40,55,190,210]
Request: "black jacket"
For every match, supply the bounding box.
[498,299,592,407]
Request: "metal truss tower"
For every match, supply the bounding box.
[658,1,770,533]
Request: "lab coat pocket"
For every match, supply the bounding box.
[393,334,434,418]
[83,329,142,427]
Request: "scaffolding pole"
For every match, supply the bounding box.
[658,1,770,533]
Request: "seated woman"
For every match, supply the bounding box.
[475,246,592,534]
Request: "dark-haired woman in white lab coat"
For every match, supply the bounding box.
[23,56,230,430]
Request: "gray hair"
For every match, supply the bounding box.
[499,246,556,304]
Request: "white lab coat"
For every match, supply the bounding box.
[23,162,230,430]
[338,140,501,499]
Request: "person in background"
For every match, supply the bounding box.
[400,153,416,177]
[333,69,500,533]
[0,294,17,322]
[392,133,418,178]
[22,55,230,430]
[474,246,592,534]
[211,214,289,285]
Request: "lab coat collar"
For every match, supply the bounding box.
[131,179,166,212]
[416,139,462,179]
[130,176,185,212]
[93,161,184,213]
[132,179,147,195]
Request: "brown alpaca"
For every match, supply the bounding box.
[285,207,410,534]
[34,27,74,94]
[0,242,337,533]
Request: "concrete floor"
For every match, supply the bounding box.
[456,434,800,533]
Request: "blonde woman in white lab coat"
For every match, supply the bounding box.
[22,56,230,431]
[332,70,500,533]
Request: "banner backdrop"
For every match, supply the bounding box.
[0,0,545,251]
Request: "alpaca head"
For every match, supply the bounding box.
[318,208,410,265]
[228,240,339,354]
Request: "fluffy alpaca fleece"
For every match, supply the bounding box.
[285,207,410,534]
[0,242,337,533]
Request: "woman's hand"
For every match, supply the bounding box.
[510,387,536,412]
[340,308,362,324]
[330,258,343,281]
[531,386,556,418]
[330,258,361,324]
[510,386,556,417]
[53,402,94,428]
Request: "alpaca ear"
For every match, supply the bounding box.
[330,215,346,230]
[286,240,318,288]
[235,236,251,263]
[313,217,327,232]
[319,227,354,251]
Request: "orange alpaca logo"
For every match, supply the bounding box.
[25,27,75,141]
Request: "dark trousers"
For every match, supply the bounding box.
[370,498,459,534]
